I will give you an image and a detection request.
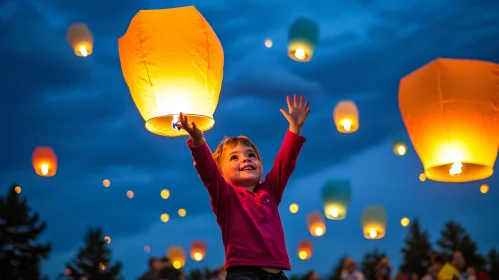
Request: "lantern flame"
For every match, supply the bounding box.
[314,227,324,236]
[40,164,49,175]
[173,261,181,269]
[449,161,463,176]
[294,48,305,60]
[193,252,203,261]
[341,119,352,131]
[172,114,182,131]
[397,145,406,156]
[298,251,308,260]
[369,230,377,238]
[329,208,339,218]
[79,45,88,57]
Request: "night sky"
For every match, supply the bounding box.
[1,0,499,279]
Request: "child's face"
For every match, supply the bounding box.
[221,143,262,187]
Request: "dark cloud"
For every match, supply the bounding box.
[1,0,499,277]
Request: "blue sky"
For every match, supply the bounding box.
[1,0,499,278]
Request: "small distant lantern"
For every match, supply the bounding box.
[126,190,134,199]
[361,205,387,240]
[333,101,359,133]
[190,240,206,261]
[264,39,273,48]
[321,179,351,220]
[399,58,499,182]
[400,217,410,227]
[306,211,326,237]
[393,139,407,156]
[104,236,111,244]
[289,203,299,214]
[178,208,186,217]
[288,18,319,62]
[160,213,169,223]
[118,6,224,137]
[67,23,93,57]
[419,173,426,182]
[480,184,489,194]
[297,239,313,260]
[32,147,57,177]
[167,246,186,269]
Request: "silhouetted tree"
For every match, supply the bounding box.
[399,218,433,277]
[437,221,486,270]
[0,184,51,280]
[65,227,122,280]
[487,248,499,279]
[189,268,203,280]
[361,248,387,280]
[330,255,348,280]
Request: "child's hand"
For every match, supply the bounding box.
[179,112,205,145]
[280,94,310,134]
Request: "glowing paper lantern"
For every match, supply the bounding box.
[480,184,489,194]
[190,240,206,261]
[393,139,407,156]
[306,211,326,237]
[167,246,186,269]
[297,239,313,260]
[67,23,93,57]
[288,18,319,62]
[289,203,299,213]
[400,217,410,227]
[178,208,186,217]
[118,6,224,137]
[264,39,273,48]
[333,101,359,133]
[32,147,57,177]
[419,173,426,182]
[361,205,387,240]
[399,58,499,182]
[321,179,351,220]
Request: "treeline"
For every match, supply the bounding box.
[1,184,498,280]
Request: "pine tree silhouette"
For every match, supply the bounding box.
[65,227,122,280]
[437,221,486,270]
[0,184,51,280]
[399,218,433,277]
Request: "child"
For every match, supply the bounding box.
[178,94,310,280]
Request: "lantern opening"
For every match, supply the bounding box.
[324,205,347,220]
[314,227,324,236]
[298,251,308,260]
[425,161,492,182]
[173,261,181,269]
[363,227,385,239]
[288,40,313,62]
[145,114,214,137]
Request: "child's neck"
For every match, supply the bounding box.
[244,186,256,192]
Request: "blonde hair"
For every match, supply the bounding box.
[212,136,262,172]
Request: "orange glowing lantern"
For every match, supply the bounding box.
[167,246,186,269]
[399,58,499,182]
[32,147,57,177]
[190,240,206,261]
[297,239,313,260]
[67,23,93,57]
[118,6,224,137]
[333,101,359,133]
[306,211,326,237]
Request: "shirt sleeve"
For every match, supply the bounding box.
[263,130,306,205]
[187,138,230,215]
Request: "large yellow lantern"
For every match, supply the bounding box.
[118,6,224,137]
[333,101,359,133]
[399,58,499,182]
[167,246,186,269]
[67,23,93,57]
[32,147,57,177]
[361,205,387,240]
[190,240,206,261]
[297,240,313,260]
[306,211,326,237]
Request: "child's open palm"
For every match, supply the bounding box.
[280,94,311,127]
[179,112,204,141]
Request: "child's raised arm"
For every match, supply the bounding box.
[179,113,229,214]
[264,95,310,204]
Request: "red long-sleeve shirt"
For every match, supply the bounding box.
[187,130,306,270]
